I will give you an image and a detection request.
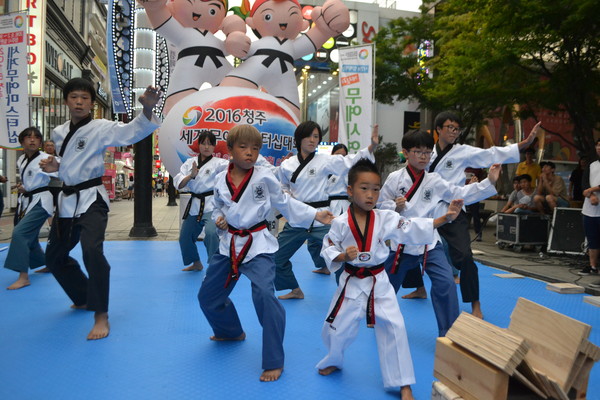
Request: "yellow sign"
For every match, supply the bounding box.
[20,0,46,97]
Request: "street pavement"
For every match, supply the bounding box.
[1,195,599,296]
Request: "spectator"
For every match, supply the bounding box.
[501,176,522,213]
[579,140,600,280]
[570,157,588,203]
[515,147,541,188]
[502,174,536,214]
[533,161,569,213]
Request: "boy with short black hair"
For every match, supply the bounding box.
[174,130,228,272]
[379,130,501,336]
[4,127,55,289]
[198,124,333,383]
[317,158,463,399]
[40,77,161,340]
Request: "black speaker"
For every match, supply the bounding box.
[547,208,587,255]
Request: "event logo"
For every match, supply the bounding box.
[182,106,203,126]
[358,49,369,59]
[13,15,24,28]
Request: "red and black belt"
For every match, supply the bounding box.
[225,220,268,288]
[326,263,384,328]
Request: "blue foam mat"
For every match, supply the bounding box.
[0,241,598,399]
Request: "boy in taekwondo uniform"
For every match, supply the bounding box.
[317,159,463,399]
[198,124,333,383]
[423,111,540,319]
[274,121,378,300]
[40,78,161,340]
[378,130,501,336]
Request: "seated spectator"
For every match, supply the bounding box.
[502,174,536,214]
[500,176,522,213]
[533,161,569,213]
[515,147,541,188]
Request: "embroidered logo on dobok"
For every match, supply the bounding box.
[308,168,316,177]
[252,183,267,201]
[423,188,432,201]
[397,218,411,230]
[444,160,454,169]
[75,137,88,152]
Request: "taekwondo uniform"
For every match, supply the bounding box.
[429,142,519,304]
[46,113,160,312]
[223,35,316,110]
[378,165,497,336]
[156,17,232,99]
[174,155,229,266]
[198,164,317,370]
[3,151,55,273]
[274,147,374,291]
[318,208,434,389]
[326,173,350,217]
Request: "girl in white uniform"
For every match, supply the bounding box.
[4,128,56,289]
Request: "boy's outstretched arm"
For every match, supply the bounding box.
[368,124,379,153]
[433,199,464,228]
[518,121,542,150]
[139,86,162,121]
[332,246,358,262]
[315,210,334,225]
[487,164,502,185]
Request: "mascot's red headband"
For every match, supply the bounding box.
[250,0,302,17]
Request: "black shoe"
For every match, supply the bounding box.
[578,266,598,276]
[589,280,600,288]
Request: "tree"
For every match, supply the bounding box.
[374,0,600,157]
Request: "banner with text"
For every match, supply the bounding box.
[338,44,374,152]
[0,12,29,149]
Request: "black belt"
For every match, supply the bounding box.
[326,263,385,327]
[329,195,349,201]
[182,190,214,221]
[16,186,50,223]
[275,199,330,221]
[255,48,294,73]
[56,177,103,238]
[178,46,225,68]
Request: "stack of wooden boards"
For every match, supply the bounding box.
[433,297,600,399]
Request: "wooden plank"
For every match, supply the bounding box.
[446,312,529,375]
[513,362,548,399]
[579,339,600,361]
[434,337,509,400]
[493,273,524,279]
[571,358,594,392]
[546,282,585,294]
[583,295,600,308]
[431,381,464,400]
[509,298,591,390]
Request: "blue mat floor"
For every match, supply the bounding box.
[1,241,599,399]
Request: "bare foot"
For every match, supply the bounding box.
[312,268,330,275]
[278,288,304,300]
[260,367,283,382]
[454,275,460,284]
[401,286,427,300]
[7,273,30,290]
[35,267,51,273]
[71,303,87,310]
[471,300,484,319]
[210,332,246,341]
[318,366,339,376]
[87,312,110,340]
[400,385,414,400]
[182,261,204,272]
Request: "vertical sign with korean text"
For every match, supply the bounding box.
[338,44,374,153]
[0,12,29,148]
[20,0,46,97]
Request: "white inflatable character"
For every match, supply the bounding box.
[138,0,247,115]
[221,0,350,118]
